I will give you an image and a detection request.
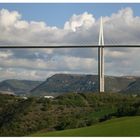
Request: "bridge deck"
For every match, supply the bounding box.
[0,45,140,48]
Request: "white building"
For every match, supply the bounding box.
[22,97,28,100]
[44,96,54,99]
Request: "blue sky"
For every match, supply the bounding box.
[0,3,140,27]
[0,3,140,80]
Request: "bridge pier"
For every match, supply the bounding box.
[98,46,104,92]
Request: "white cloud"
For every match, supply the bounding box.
[0,9,21,28]
[0,7,140,80]
[0,50,13,58]
[64,12,95,32]
[0,7,140,46]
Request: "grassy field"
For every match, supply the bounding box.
[31,116,140,137]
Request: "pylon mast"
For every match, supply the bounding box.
[98,17,104,93]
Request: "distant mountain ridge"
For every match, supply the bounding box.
[0,79,42,95]
[30,74,98,96]
[30,74,140,96]
[0,74,140,96]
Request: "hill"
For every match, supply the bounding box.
[123,79,140,93]
[30,74,138,96]
[32,116,140,137]
[0,79,42,95]
[1,74,140,97]
[30,74,98,96]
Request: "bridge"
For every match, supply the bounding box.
[0,17,140,93]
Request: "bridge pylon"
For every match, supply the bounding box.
[98,17,104,93]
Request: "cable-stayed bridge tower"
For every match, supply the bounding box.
[98,17,104,92]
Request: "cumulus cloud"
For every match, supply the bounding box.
[64,12,95,32]
[0,9,21,27]
[0,7,140,80]
[0,7,140,46]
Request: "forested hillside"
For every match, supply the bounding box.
[0,93,139,136]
